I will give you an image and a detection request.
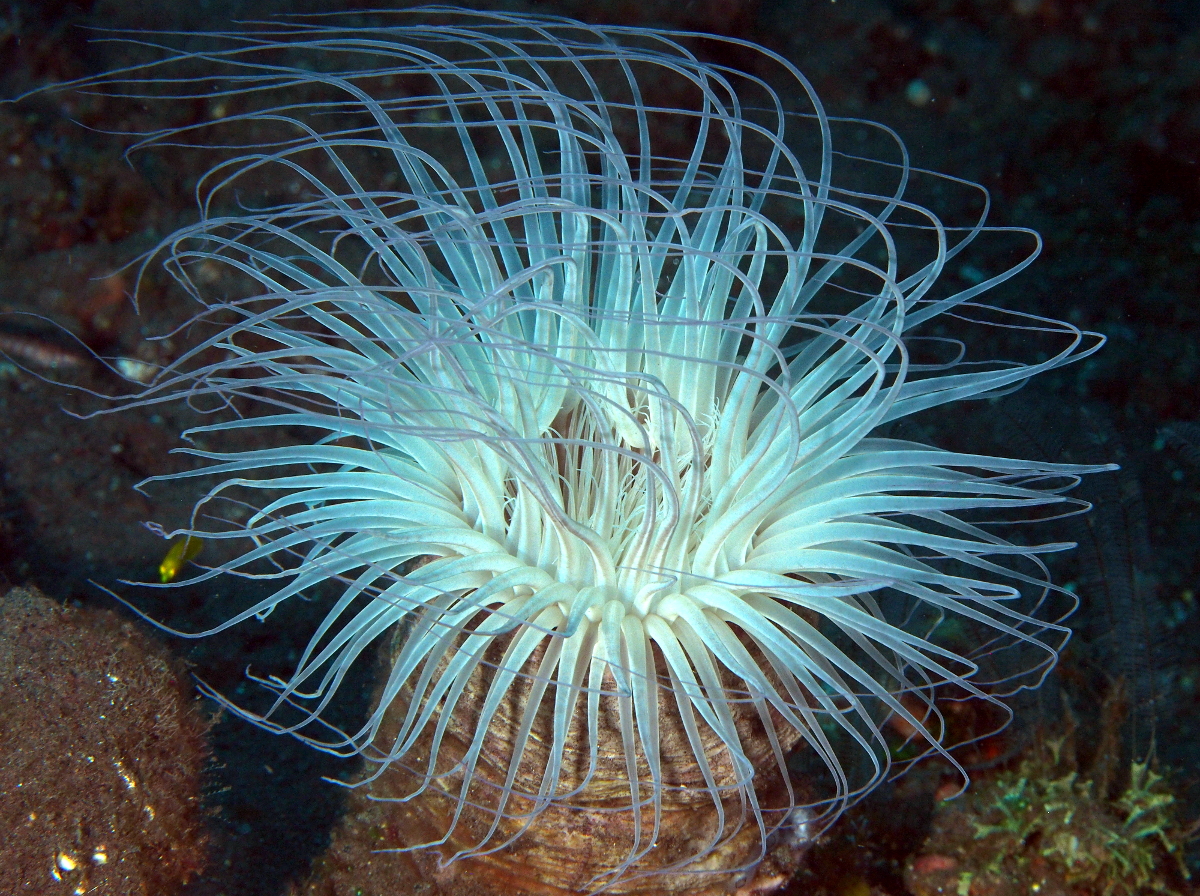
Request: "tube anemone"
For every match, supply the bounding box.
[77,8,1108,893]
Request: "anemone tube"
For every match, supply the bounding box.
[78,9,1109,894]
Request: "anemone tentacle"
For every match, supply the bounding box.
[67,7,1110,890]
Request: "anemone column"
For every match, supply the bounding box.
[370,637,803,894]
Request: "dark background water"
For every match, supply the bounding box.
[1,1,1196,894]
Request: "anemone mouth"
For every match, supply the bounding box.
[55,6,1113,889]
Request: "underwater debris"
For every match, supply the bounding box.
[0,326,88,372]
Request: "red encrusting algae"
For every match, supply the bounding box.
[0,585,211,896]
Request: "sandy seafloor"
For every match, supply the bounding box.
[0,0,1197,894]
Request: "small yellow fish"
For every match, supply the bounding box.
[159,535,202,584]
